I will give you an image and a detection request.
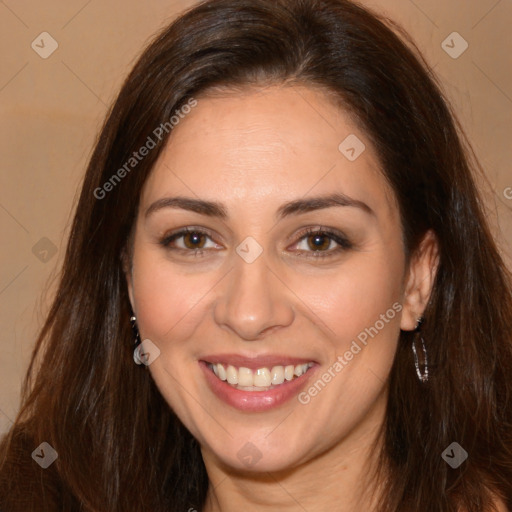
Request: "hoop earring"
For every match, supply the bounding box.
[412,316,428,383]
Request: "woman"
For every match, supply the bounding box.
[1,0,511,510]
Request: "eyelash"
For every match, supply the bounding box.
[159,226,353,259]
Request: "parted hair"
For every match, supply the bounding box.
[1,0,511,510]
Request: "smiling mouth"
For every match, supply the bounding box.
[205,362,315,391]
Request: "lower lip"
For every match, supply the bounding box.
[199,361,318,412]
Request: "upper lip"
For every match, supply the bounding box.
[200,353,317,370]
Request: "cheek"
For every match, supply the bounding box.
[291,248,404,349]
[130,249,213,341]
[131,227,406,352]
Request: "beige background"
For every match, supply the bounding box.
[0,0,511,434]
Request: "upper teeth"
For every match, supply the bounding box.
[207,362,314,388]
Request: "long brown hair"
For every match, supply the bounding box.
[1,0,511,510]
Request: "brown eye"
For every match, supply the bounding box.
[306,233,332,251]
[292,227,353,259]
[182,231,207,249]
[159,227,221,256]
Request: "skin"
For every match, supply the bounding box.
[124,84,439,511]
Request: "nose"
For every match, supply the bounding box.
[213,249,295,341]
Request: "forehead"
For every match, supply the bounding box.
[140,84,398,222]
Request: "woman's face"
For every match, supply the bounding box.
[126,84,419,473]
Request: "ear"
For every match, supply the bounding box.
[400,229,439,331]
[121,245,135,313]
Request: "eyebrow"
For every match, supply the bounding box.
[144,192,374,220]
